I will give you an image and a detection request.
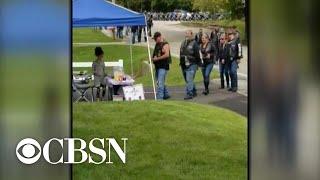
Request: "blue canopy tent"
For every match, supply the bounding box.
[73,0,156,99]
[73,0,145,27]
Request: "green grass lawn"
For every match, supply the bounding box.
[73,28,119,43]
[181,19,246,44]
[73,101,247,179]
[73,44,219,86]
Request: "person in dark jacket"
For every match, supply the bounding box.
[227,31,240,92]
[180,30,201,100]
[116,26,123,39]
[218,33,230,89]
[131,26,138,44]
[231,26,243,60]
[195,28,203,45]
[143,26,147,42]
[200,33,215,95]
[210,27,219,51]
[147,15,153,37]
[138,26,143,43]
[152,32,171,100]
[231,26,241,44]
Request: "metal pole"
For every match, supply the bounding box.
[144,24,157,100]
[130,39,134,77]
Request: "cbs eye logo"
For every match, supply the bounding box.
[16,138,41,164]
[16,137,128,164]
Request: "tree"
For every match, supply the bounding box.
[222,0,245,19]
[193,0,224,13]
[113,0,244,19]
[192,0,244,19]
[114,0,193,12]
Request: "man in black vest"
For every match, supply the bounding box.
[231,26,243,60]
[152,32,171,100]
[227,30,240,92]
[180,30,201,100]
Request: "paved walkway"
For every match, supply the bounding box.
[144,79,247,117]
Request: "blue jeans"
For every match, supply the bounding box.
[229,61,238,89]
[155,68,169,100]
[184,64,198,97]
[219,62,230,88]
[201,63,214,89]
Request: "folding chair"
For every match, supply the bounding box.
[72,82,93,102]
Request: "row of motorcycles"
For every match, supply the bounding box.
[145,11,227,21]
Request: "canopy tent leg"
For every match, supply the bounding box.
[144,26,157,100]
[130,40,134,77]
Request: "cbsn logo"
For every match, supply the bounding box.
[16,138,128,165]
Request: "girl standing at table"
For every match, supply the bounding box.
[92,47,107,100]
[92,47,106,87]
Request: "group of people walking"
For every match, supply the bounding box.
[152,27,243,100]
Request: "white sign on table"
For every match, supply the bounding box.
[123,84,145,101]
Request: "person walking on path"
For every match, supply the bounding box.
[200,33,216,95]
[227,30,241,92]
[180,30,201,100]
[218,33,230,89]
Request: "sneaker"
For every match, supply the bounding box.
[228,88,233,91]
[231,88,238,92]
